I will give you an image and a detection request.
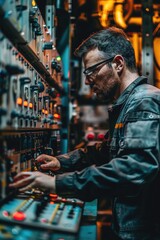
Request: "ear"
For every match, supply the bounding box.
[113,55,124,73]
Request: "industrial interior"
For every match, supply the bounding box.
[0,0,160,239]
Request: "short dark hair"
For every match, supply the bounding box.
[74,27,137,72]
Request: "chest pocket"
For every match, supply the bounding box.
[119,111,159,150]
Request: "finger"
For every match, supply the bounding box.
[13,172,32,181]
[9,175,34,189]
[36,154,49,163]
[19,182,35,192]
[40,162,54,169]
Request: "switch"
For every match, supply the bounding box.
[20,77,31,84]
[51,60,61,73]
[5,65,25,75]
[42,42,53,50]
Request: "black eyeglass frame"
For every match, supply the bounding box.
[83,56,115,76]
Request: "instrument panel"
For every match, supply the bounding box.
[0,192,84,234]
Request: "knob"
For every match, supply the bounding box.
[29,10,36,23]
[51,60,61,72]
[42,118,49,124]
[5,65,25,75]
[11,110,19,118]
[35,28,42,36]
[49,120,55,125]
[48,114,53,120]
[47,88,57,98]
[30,115,35,120]
[32,18,39,28]
[38,82,44,93]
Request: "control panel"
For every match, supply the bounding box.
[0,129,60,199]
[0,1,86,236]
[0,192,84,234]
[0,27,63,130]
[0,1,63,199]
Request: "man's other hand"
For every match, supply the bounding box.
[9,171,56,193]
[36,154,61,171]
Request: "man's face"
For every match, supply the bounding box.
[83,48,121,102]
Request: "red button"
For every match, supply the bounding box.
[2,210,10,217]
[97,133,105,140]
[86,133,95,141]
[12,211,26,221]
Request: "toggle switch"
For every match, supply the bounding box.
[5,65,25,75]
[20,77,31,84]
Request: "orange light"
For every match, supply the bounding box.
[42,109,45,113]
[32,0,36,7]
[49,193,58,198]
[44,110,48,115]
[50,201,54,204]
[23,100,28,107]
[17,98,23,106]
[29,103,33,108]
[54,113,60,119]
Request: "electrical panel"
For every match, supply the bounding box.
[0,0,64,200]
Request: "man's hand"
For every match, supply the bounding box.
[9,171,56,193]
[36,154,61,171]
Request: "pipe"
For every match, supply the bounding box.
[124,0,134,22]
[128,17,142,25]
[132,33,139,67]
[114,0,127,29]
[100,0,115,28]
[128,16,160,26]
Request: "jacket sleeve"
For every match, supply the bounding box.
[56,132,111,172]
[55,106,160,201]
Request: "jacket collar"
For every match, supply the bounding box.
[112,76,148,108]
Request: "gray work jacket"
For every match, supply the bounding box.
[56,76,160,239]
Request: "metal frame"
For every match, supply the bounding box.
[142,0,154,85]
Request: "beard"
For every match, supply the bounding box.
[94,79,120,103]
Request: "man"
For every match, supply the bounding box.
[10,27,160,239]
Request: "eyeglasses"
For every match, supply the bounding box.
[83,56,115,77]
